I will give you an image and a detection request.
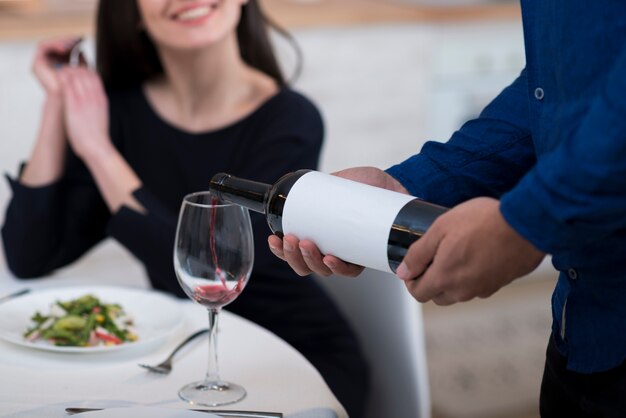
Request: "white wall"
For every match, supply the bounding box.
[287,22,525,172]
[0,39,43,218]
[0,39,40,269]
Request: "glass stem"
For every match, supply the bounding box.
[205,307,221,383]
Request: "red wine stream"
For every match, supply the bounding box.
[193,198,242,305]
[209,197,226,287]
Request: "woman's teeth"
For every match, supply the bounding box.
[176,6,212,21]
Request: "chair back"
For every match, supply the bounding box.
[318,269,431,418]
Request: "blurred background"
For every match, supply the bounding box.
[0,1,555,417]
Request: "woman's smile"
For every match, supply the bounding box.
[170,2,219,26]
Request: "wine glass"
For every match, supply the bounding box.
[174,192,254,406]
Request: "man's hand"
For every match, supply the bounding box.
[268,166,408,277]
[268,234,365,277]
[397,197,546,305]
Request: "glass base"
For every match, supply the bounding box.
[178,380,246,407]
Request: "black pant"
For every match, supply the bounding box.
[540,335,626,418]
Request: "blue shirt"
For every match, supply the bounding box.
[387,0,626,373]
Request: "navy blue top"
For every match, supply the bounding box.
[387,0,626,373]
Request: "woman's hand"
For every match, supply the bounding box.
[397,197,546,305]
[19,38,84,186]
[32,37,82,97]
[58,67,113,161]
[268,167,408,277]
[57,66,146,214]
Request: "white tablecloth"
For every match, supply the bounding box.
[0,243,346,418]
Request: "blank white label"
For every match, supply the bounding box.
[282,171,414,274]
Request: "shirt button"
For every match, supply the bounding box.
[534,87,545,100]
[567,268,578,280]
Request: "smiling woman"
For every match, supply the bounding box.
[96,0,288,91]
[136,0,247,49]
[1,0,369,415]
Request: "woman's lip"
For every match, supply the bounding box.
[175,7,212,23]
[170,2,217,20]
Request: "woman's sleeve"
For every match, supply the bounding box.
[1,154,110,278]
[105,185,182,295]
[386,69,536,207]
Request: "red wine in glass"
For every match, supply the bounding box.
[193,279,245,307]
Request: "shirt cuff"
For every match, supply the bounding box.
[4,170,64,216]
[499,171,607,254]
[386,151,458,207]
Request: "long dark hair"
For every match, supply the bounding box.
[96,0,299,89]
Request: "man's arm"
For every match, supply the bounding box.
[388,68,535,206]
[401,46,626,305]
[500,49,626,253]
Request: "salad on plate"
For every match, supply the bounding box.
[23,294,137,347]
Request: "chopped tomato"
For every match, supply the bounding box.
[95,330,122,345]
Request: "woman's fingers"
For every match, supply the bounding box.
[58,68,82,107]
[35,37,82,69]
[58,67,101,106]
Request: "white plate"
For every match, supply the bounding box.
[0,286,183,353]
[77,406,219,418]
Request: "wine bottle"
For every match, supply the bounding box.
[209,170,447,274]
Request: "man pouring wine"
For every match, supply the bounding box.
[265,1,626,417]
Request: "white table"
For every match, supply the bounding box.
[0,242,347,418]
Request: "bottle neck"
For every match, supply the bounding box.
[209,173,270,214]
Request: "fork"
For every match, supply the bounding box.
[139,328,209,374]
